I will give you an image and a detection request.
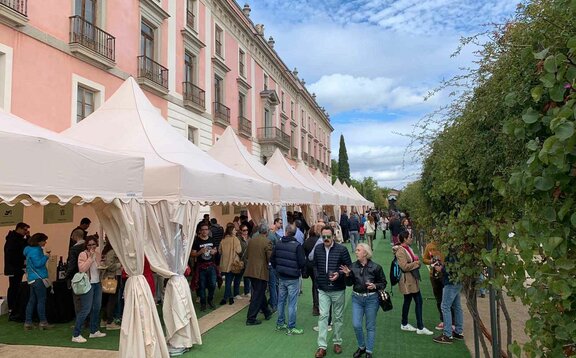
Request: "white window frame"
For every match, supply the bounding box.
[0,43,13,112]
[214,24,224,59]
[238,47,246,79]
[71,74,105,126]
[187,125,199,145]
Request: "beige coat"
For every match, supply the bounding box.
[219,235,241,273]
[395,245,421,295]
[243,234,272,281]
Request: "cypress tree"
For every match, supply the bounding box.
[338,134,350,184]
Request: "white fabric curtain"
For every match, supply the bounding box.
[92,199,169,358]
[143,201,201,350]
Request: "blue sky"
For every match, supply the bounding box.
[238,0,518,189]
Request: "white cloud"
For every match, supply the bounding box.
[308,74,440,113]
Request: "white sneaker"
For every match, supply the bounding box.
[401,324,417,332]
[417,327,434,335]
[244,293,251,298]
[72,335,87,343]
[313,326,319,332]
[313,325,332,332]
[234,295,243,300]
[89,331,107,338]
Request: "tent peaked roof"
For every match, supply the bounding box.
[294,161,343,205]
[266,149,337,205]
[62,77,273,204]
[0,110,144,204]
[332,179,357,206]
[208,127,314,204]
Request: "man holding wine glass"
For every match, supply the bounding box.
[311,225,352,358]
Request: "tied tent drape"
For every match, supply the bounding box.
[143,201,202,350]
[92,199,169,358]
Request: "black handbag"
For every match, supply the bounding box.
[377,290,393,312]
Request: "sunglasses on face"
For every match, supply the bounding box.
[322,235,333,240]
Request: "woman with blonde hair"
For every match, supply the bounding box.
[341,243,386,358]
[219,223,242,305]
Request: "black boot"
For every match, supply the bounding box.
[353,347,366,358]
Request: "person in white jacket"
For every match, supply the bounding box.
[363,216,376,250]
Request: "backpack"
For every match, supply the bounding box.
[71,272,91,295]
[389,257,401,286]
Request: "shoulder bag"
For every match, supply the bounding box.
[72,272,92,295]
[101,276,118,294]
[377,289,393,312]
[229,238,245,274]
[27,257,52,289]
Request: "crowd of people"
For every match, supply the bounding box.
[3,208,470,355]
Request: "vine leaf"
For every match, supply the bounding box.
[534,176,554,191]
[522,108,540,124]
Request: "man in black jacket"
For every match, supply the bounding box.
[339,210,350,243]
[312,225,352,357]
[271,224,306,335]
[3,222,30,319]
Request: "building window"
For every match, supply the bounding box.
[187,125,198,145]
[141,21,155,59]
[264,108,271,127]
[281,91,285,112]
[281,121,285,134]
[184,51,196,84]
[214,75,223,104]
[290,101,294,120]
[301,110,304,126]
[308,117,311,132]
[238,92,246,118]
[75,0,97,23]
[76,86,96,122]
[186,0,196,29]
[291,129,295,148]
[239,49,245,77]
[0,45,13,112]
[301,135,305,151]
[264,74,268,90]
[215,25,223,57]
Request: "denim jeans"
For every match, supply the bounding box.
[351,293,379,353]
[276,278,300,329]
[349,231,360,252]
[73,282,102,337]
[25,280,47,324]
[268,266,278,309]
[442,283,463,337]
[223,272,242,299]
[317,290,345,349]
[402,291,424,329]
[198,266,217,304]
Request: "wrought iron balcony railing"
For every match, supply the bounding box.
[213,102,230,126]
[257,127,290,149]
[137,55,168,89]
[183,82,205,109]
[69,15,115,61]
[238,116,251,137]
[0,0,27,16]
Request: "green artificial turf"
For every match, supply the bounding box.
[184,230,471,358]
[0,231,471,357]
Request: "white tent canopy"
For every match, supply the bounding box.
[0,110,144,204]
[208,127,314,205]
[63,78,274,205]
[294,161,342,205]
[333,179,359,207]
[62,78,276,357]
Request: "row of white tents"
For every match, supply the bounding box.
[0,78,372,357]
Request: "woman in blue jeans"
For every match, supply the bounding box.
[72,236,106,343]
[341,243,387,358]
[23,233,54,330]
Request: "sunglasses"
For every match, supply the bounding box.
[322,235,333,240]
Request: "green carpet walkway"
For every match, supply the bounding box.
[0,231,471,357]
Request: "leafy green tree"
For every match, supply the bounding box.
[338,134,350,184]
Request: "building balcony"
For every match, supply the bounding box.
[183,82,205,113]
[69,16,115,68]
[291,147,298,159]
[238,116,251,138]
[186,10,195,29]
[257,127,290,150]
[0,0,28,27]
[137,55,169,95]
[302,152,308,162]
[213,102,230,127]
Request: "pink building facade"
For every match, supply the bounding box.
[0,0,333,170]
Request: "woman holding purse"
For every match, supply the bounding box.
[72,237,106,343]
[99,238,122,330]
[219,223,242,305]
[23,233,53,330]
[341,243,386,358]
